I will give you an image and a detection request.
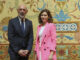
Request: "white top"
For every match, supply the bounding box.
[39,25,45,47]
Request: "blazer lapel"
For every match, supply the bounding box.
[37,26,41,37]
[41,23,49,41]
[37,23,49,44]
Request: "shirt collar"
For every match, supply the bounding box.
[18,16,25,22]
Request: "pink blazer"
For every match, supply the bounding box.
[35,23,57,60]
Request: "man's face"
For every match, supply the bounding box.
[17,6,27,19]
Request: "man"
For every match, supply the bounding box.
[8,4,33,60]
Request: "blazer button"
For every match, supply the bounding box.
[44,42,46,44]
[44,48,46,51]
[47,47,49,49]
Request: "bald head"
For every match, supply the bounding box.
[17,4,28,19]
[18,4,27,10]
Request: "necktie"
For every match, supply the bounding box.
[21,21,25,33]
[21,21,25,47]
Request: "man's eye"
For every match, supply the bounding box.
[19,9,26,11]
[19,9,22,10]
[23,9,25,11]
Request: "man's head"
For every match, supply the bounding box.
[17,4,28,19]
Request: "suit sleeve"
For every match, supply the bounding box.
[8,20,20,53]
[50,24,56,51]
[26,21,33,52]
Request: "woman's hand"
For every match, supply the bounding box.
[35,54,37,60]
[49,51,54,60]
[34,51,37,60]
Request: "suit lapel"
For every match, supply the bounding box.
[15,17,23,34]
[25,19,29,35]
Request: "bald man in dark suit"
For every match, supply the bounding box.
[8,4,33,60]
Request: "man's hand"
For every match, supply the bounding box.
[24,50,29,55]
[18,50,26,57]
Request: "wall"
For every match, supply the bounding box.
[0,0,80,60]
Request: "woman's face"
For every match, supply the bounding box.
[41,12,49,24]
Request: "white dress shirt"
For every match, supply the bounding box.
[18,17,26,30]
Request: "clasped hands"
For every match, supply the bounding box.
[18,49,29,57]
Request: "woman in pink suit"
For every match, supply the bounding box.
[35,9,57,60]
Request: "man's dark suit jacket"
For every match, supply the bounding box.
[8,17,33,56]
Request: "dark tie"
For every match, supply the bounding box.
[21,21,25,47]
[21,21,25,33]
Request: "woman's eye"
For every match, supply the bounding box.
[44,15,47,16]
[41,15,47,16]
